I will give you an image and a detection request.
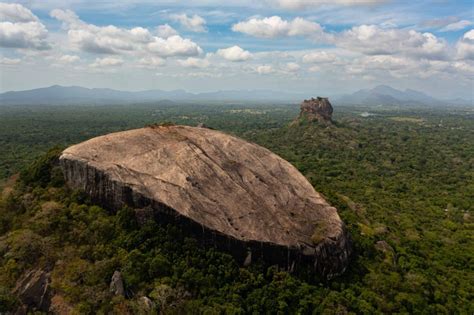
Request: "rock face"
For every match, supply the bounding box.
[110,271,125,296]
[14,268,52,312]
[299,97,333,123]
[60,125,351,278]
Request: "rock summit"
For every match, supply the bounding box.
[298,97,334,123]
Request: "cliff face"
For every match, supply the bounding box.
[60,125,351,278]
[298,97,333,123]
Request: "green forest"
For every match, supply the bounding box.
[0,103,473,314]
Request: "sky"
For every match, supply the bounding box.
[0,0,473,99]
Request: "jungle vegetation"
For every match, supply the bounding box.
[0,103,472,314]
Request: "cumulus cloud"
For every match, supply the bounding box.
[347,55,415,77]
[337,25,448,60]
[147,35,202,57]
[456,29,474,60]
[308,65,320,72]
[232,16,326,39]
[0,56,21,65]
[283,62,300,72]
[170,14,207,32]
[0,3,50,50]
[50,9,82,28]
[59,54,80,63]
[216,45,252,61]
[336,54,472,81]
[178,57,210,68]
[440,20,472,32]
[50,9,202,58]
[0,3,38,22]
[273,0,386,9]
[452,61,474,75]
[255,64,274,74]
[138,57,166,68]
[156,24,178,38]
[90,57,124,67]
[302,51,337,63]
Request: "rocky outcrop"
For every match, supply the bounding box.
[60,125,351,278]
[110,271,125,296]
[298,97,333,123]
[14,268,51,313]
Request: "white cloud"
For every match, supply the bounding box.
[147,35,203,57]
[452,61,474,75]
[156,24,178,38]
[456,29,474,60]
[337,25,448,60]
[283,62,300,72]
[273,0,386,9]
[0,3,38,22]
[50,9,82,28]
[302,51,337,63]
[336,54,472,81]
[0,56,21,65]
[0,3,50,50]
[50,9,202,58]
[440,20,472,32]
[255,64,274,74]
[0,21,50,50]
[59,54,80,63]
[138,56,166,68]
[347,55,416,78]
[216,45,252,61]
[232,16,325,39]
[90,57,124,67]
[464,29,474,40]
[178,57,210,68]
[170,14,207,32]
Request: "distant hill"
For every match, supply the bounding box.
[335,85,472,106]
[0,85,305,105]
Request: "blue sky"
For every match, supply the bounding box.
[0,0,473,99]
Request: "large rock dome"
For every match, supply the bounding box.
[60,124,351,278]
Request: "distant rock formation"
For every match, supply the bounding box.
[60,125,351,278]
[297,97,333,123]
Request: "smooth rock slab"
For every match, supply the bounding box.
[60,125,351,278]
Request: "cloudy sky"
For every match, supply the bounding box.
[0,0,473,99]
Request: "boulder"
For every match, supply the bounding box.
[14,268,51,312]
[375,240,396,264]
[110,271,125,296]
[60,125,351,278]
[139,296,155,311]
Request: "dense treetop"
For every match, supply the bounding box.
[0,103,472,313]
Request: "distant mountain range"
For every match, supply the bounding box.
[334,85,471,106]
[0,85,306,105]
[0,84,471,106]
